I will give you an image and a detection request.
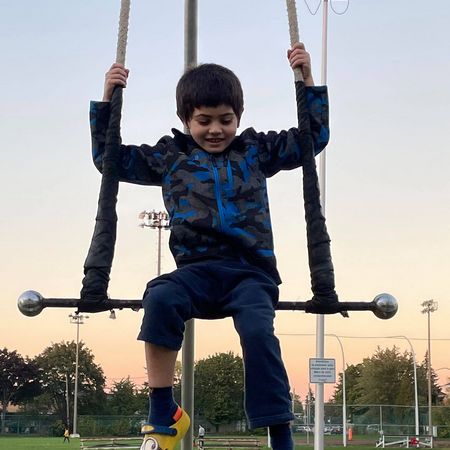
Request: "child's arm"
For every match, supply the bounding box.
[89,63,166,186]
[251,42,328,177]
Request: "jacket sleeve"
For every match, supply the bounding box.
[255,85,329,177]
[90,101,168,186]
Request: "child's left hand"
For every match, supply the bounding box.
[287,42,314,86]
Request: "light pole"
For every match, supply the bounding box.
[327,334,347,447]
[384,336,419,435]
[421,299,438,436]
[69,313,88,437]
[138,210,170,276]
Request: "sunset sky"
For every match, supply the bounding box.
[1,0,449,401]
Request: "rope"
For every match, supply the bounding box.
[285,0,342,314]
[79,0,131,312]
[286,0,304,82]
[116,0,131,65]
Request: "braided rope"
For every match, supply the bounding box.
[116,0,131,65]
[285,0,341,314]
[286,0,304,82]
[79,0,131,311]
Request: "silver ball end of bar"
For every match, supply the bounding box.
[372,293,398,319]
[18,290,44,317]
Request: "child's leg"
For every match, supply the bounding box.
[269,423,293,450]
[145,342,178,387]
[227,271,294,449]
[137,268,212,449]
[144,342,179,426]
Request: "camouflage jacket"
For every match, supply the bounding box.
[90,86,329,284]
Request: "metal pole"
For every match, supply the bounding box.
[182,2,197,450]
[328,334,346,447]
[427,310,432,435]
[314,2,329,450]
[69,313,87,438]
[65,373,70,428]
[157,226,162,276]
[73,318,80,437]
[389,336,419,435]
[380,405,383,433]
[421,299,438,437]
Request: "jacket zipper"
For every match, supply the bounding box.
[211,156,226,232]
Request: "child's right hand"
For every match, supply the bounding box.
[102,63,129,102]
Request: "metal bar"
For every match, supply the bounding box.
[18,291,397,317]
[182,2,198,450]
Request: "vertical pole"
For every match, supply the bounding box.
[314,2,329,450]
[73,319,80,437]
[427,311,432,436]
[66,373,70,428]
[421,299,437,436]
[157,226,162,276]
[398,336,419,436]
[380,405,383,433]
[329,335,346,447]
[181,2,197,450]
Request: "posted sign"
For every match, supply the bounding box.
[309,358,336,383]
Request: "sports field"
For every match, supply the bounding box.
[1,437,449,450]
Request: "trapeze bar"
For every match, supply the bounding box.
[17,290,397,319]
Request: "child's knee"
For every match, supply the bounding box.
[144,279,190,319]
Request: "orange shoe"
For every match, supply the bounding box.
[140,407,190,450]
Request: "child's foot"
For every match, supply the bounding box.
[140,406,190,450]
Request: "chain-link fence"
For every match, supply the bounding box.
[2,404,450,438]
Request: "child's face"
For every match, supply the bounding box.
[186,104,239,154]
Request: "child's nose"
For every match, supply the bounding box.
[209,123,221,134]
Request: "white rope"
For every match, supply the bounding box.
[286,0,304,82]
[116,0,131,65]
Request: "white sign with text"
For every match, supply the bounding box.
[309,358,336,383]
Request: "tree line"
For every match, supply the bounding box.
[1,344,449,434]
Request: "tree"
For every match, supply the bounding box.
[419,352,442,406]
[330,346,443,425]
[194,352,245,431]
[108,378,147,415]
[304,387,315,425]
[292,392,304,417]
[29,341,106,421]
[0,348,40,433]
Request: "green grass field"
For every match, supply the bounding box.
[0,437,449,450]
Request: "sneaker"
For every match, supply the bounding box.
[140,407,190,450]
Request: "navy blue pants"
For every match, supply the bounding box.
[137,259,294,429]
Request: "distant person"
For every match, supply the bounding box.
[198,425,206,448]
[63,426,70,443]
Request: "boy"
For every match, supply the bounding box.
[91,42,328,450]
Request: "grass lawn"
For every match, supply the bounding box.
[1,437,449,450]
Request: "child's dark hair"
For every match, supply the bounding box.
[176,63,244,123]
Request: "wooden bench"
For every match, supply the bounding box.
[80,436,141,449]
[375,434,433,448]
[197,436,261,449]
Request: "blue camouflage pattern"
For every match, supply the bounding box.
[89,86,329,284]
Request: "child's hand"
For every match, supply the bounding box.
[287,42,314,86]
[102,63,130,102]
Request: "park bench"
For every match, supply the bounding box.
[375,434,433,448]
[80,436,141,449]
[197,436,262,449]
